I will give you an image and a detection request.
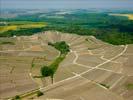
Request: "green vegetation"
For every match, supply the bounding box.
[41,66,53,77]
[31,63,35,68]
[100,83,110,89]
[0,41,15,45]
[50,55,65,71]
[126,83,133,90]
[0,11,133,45]
[41,41,70,82]
[0,20,46,37]
[48,41,70,54]
[37,91,44,97]
[12,95,21,100]
[0,27,44,37]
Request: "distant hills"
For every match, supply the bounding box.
[0,9,133,45]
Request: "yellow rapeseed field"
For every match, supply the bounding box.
[0,25,17,32]
[19,23,45,28]
[0,22,46,33]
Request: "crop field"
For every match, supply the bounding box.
[0,21,46,33]
[0,31,133,100]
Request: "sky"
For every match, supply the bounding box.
[0,0,133,9]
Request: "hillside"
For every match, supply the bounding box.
[0,31,133,100]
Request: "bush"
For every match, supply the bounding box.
[100,83,110,89]
[41,66,53,77]
[0,41,15,45]
[126,83,133,90]
[12,95,20,100]
[48,41,70,54]
[37,91,44,97]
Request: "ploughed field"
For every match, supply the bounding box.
[0,31,133,100]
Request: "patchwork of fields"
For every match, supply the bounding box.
[0,21,46,33]
[0,31,133,100]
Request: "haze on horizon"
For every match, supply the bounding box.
[0,0,133,10]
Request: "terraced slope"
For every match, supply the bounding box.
[0,31,133,100]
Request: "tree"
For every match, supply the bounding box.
[12,95,20,100]
[41,66,53,77]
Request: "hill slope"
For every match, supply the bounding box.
[0,31,133,100]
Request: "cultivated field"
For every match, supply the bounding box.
[0,31,133,100]
[0,21,46,33]
[109,14,133,20]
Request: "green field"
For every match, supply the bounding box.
[0,10,133,45]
